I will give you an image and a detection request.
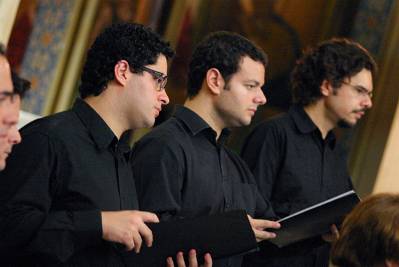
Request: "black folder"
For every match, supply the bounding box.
[269,190,360,248]
[122,210,258,266]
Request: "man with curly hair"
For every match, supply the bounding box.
[241,38,376,267]
[132,31,281,267]
[0,23,178,266]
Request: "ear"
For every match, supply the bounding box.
[114,60,130,86]
[205,68,224,95]
[320,80,333,97]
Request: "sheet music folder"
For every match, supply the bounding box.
[123,209,258,266]
[269,190,360,248]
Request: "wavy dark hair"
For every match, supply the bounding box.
[331,193,399,267]
[79,22,174,98]
[12,71,30,98]
[187,31,268,98]
[291,38,377,106]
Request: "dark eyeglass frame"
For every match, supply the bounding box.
[0,91,18,104]
[140,66,168,91]
[342,81,373,99]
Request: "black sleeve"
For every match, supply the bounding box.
[0,132,102,263]
[242,123,332,255]
[241,122,283,218]
[132,136,185,221]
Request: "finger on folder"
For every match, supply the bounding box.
[322,224,340,243]
[166,250,212,267]
[247,215,281,242]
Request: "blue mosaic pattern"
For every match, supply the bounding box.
[21,0,76,115]
[350,0,394,57]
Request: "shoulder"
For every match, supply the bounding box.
[245,113,290,145]
[20,110,81,141]
[133,117,189,158]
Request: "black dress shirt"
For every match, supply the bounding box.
[0,99,138,266]
[132,106,274,267]
[241,105,353,267]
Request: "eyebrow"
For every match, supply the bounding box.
[245,80,262,86]
[354,84,372,93]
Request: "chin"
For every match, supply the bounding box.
[145,118,156,128]
[337,119,356,128]
[0,161,5,171]
[240,116,253,126]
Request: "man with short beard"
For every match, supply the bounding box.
[0,23,174,266]
[241,38,376,267]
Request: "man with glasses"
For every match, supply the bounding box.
[0,23,193,266]
[0,44,25,171]
[241,38,376,267]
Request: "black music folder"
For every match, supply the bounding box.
[269,190,360,248]
[122,210,258,266]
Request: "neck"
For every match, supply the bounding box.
[303,102,335,139]
[84,94,127,139]
[184,94,224,139]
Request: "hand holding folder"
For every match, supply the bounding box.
[269,190,360,248]
[122,210,259,266]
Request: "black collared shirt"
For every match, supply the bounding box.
[0,99,137,266]
[241,104,353,267]
[132,106,274,267]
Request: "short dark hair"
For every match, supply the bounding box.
[187,31,268,98]
[291,38,377,106]
[11,71,30,98]
[0,43,5,56]
[0,44,30,98]
[331,193,399,267]
[79,22,174,98]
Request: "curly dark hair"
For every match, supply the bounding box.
[291,38,377,106]
[12,71,30,98]
[187,31,268,98]
[79,22,174,98]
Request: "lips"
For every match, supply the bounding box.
[354,110,365,118]
[248,108,257,116]
[154,107,161,117]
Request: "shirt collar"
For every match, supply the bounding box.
[72,98,118,150]
[289,104,317,134]
[289,104,336,148]
[174,105,231,145]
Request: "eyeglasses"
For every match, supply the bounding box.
[342,81,373,99]
[0,91,18,105]
[140,66,168,91]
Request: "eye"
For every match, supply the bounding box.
[355,87,364,94]
[245,84,256,89]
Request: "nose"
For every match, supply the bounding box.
[9,126,21,145]
[363,95,372,109]
[255,87,267,105]
[159,89,169,105]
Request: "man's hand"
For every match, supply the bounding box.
[322,224,339,243]
[247,215,281,242]
[101,210,159,253]
[166,249,212,267]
